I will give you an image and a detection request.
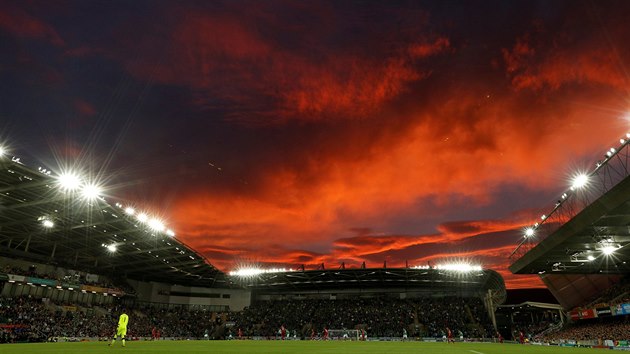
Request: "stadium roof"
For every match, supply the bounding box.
[508,133,630,309]
[231,267,506,296]
[510,174,630,275]
[0,155,233,288]
[509,136,630,276]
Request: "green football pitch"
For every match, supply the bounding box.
[0,341,596,354]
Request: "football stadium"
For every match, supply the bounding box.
[4,2,630,354]
[1,133,630,354]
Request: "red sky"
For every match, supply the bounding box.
[2,1,630,288]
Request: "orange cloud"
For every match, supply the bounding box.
[169,80,624,288]
[503,14,630,91]
[107,4,452,125]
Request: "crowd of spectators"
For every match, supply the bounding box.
[0,296,115,342]
[0,295,495,342]
[575,276,630,311]
[542,320,630,343]
[227,296,494,339]
[0,296,225,342]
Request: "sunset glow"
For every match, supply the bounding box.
[2,1,629,289]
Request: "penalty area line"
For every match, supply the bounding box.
[469,351,485,354]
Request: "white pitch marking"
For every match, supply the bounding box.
[469,351,485,354]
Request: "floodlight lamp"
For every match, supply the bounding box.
[0,146,5,157]
[58,173,81,191]
[525,228,534,237]
[541,214,547,220]
[436,264,482,272]
[137,213,148,223]
[587,255,595,261]
[230,268,262,277]
[124,207,135,216]
[148,218,165,232]
[602,245,617,255]
[166,229,175,237]
[42,219,54,228]
[106,244,117,252]
[571,174,589,190]
[81,184,102,200]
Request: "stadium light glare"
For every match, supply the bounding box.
[106,244,117,253]
[230,267,291,277]
[571,174,589,190]
[435,264,482,272]
[81,184,102,200]
[587,255,595,261]
[166,229,175,237]
[58,172,82,191]
[124,207,135,216]
[412,265,430,270]
[0,146,5,157]
[42,219,54,228]
[148,218,165,232]
[137,213,148,223]
[602,245,617,255]
[524,228,535,237]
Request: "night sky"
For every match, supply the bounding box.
[2,0,630,288]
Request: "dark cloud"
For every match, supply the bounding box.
[0,4,65,46]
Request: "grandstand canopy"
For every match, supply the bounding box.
[0,157,232,288]
[509,174,630,276]
[232,267,506,297]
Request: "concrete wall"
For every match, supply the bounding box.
[254,286,485,301]
[0,256,251,310]
[0,255,102,284]
[128,279,251,311]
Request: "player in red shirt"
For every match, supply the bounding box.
[519,330,524,344]
[281,325,286,340]
[323,327,329,341]
[446,327,454,343]
[237,328,243,340]
[310,328,315,340]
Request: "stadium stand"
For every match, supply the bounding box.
[0,293,499,342]
[227,297,494,339]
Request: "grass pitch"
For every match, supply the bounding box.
[0,340,588,354]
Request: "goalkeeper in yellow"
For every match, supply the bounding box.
[109,310,129,347]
